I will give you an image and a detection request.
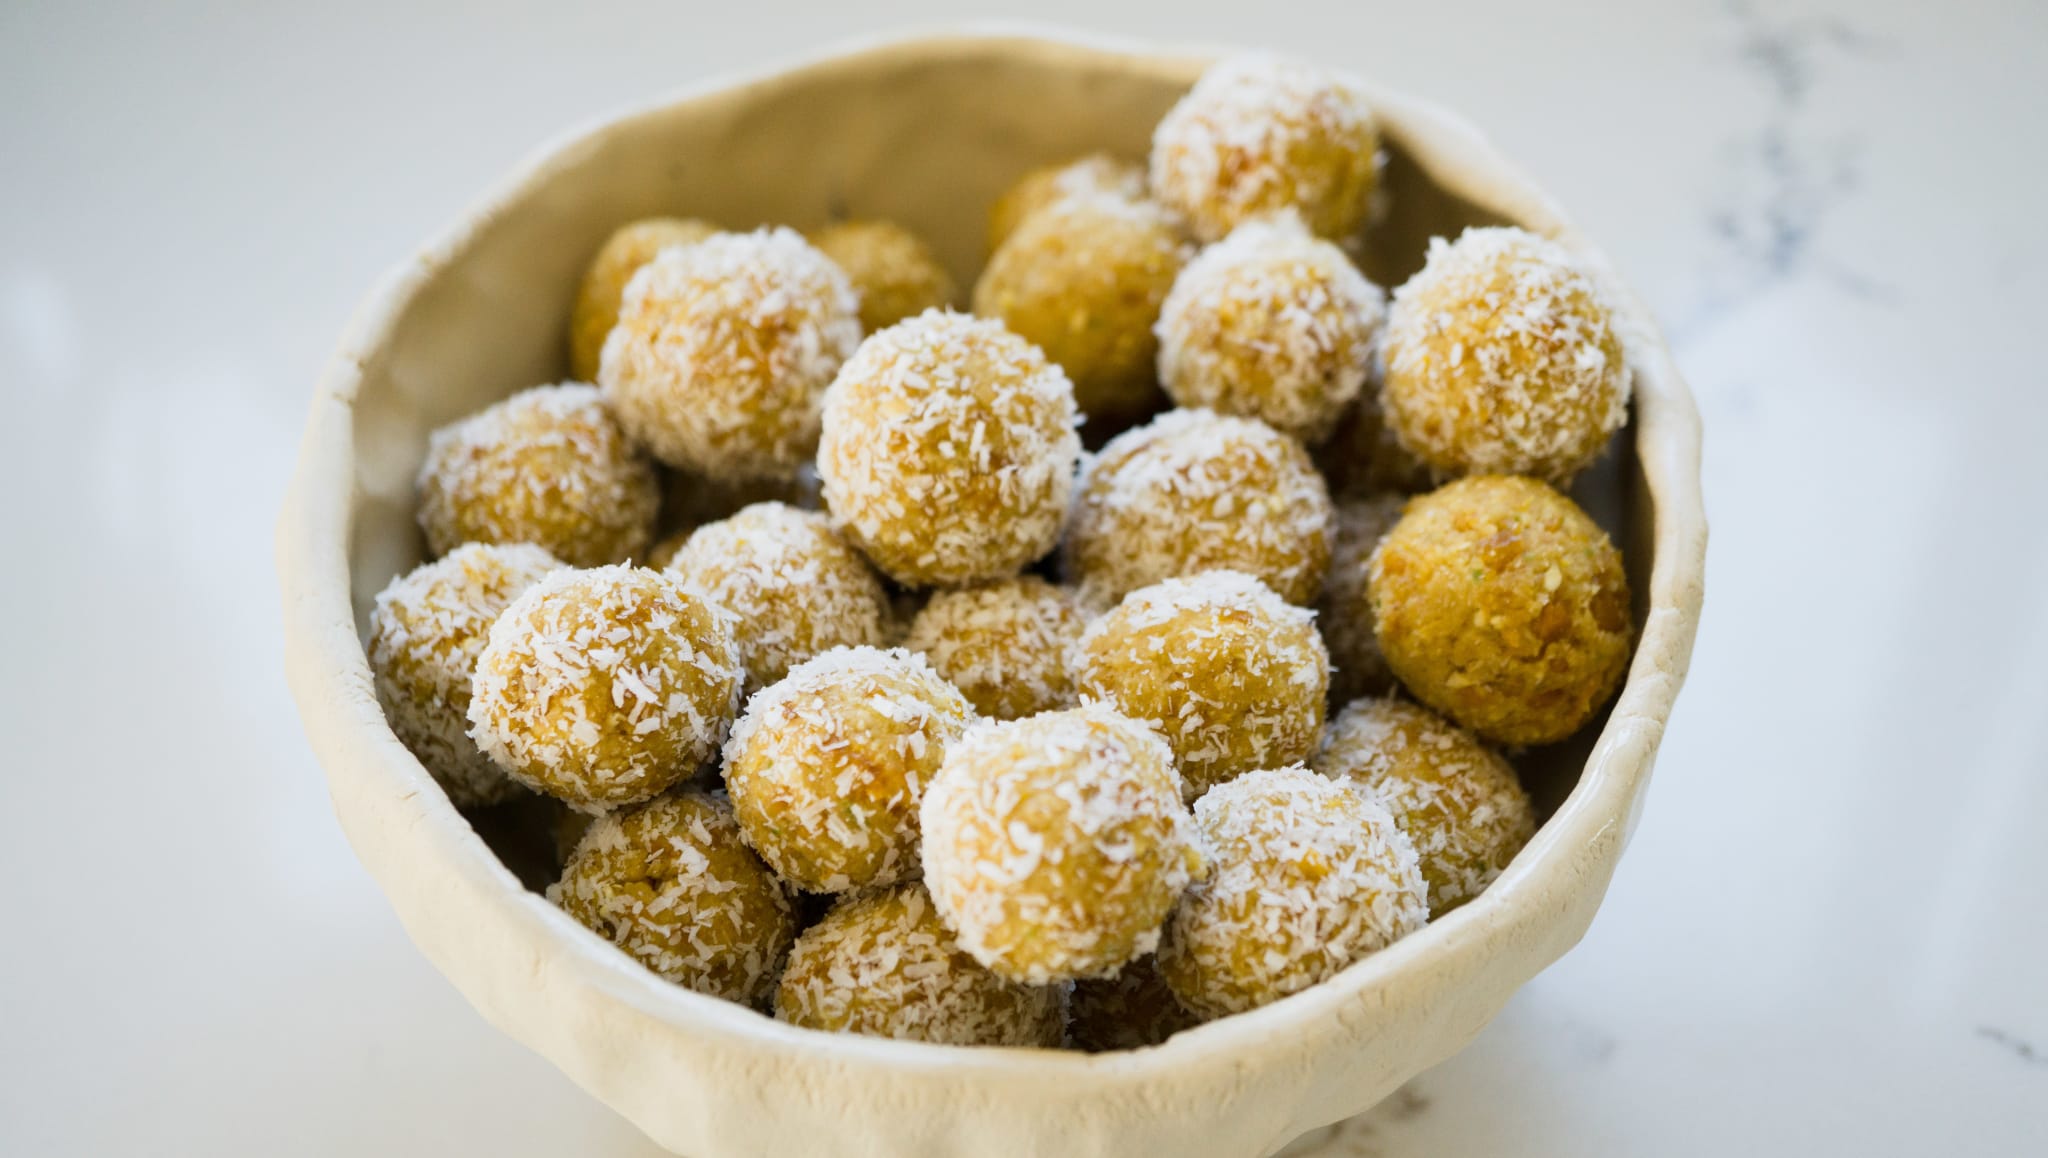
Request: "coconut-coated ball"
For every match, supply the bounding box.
[987,153,1148,253]
[1316,697,1534,915]
[1380,227,1630,482]
[1150,55,1382,244]
[1156,214,1384,443]
[663,502,889,695]
[1157,766,1426,1019]
[775,883,1068,1047]
[468,566,742,811]
[973,194,1189,423]
[599,227,861,479]
[1074,571,1329,802]
[1318,493,1406,704]
[367,543,564,807]
[569,217,718,383]
[921,704,1202,984]
[722,646,973,892]
[417,383,659,567]
[902,576,1090,720]
[809,219,957,333]
[1064,408,1335,606]
[1067,955,1199,1052]
[1367,475,1631,745]
[817,310,1081,587]
[550,791,797,1006]
[650,465,825,570]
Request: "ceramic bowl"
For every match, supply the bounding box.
[277,31,1706,1158]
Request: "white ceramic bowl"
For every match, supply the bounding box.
[277,31,1705,1158]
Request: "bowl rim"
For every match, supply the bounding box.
[278,25,1706,1092]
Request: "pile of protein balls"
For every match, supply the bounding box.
[366,52,1635,1051]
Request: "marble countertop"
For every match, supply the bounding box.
[1,0,2042,1154]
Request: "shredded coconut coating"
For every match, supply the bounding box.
[1156,214,1384,444]
[987,153,1149,253]
[1316,388,1434,498]
[722,646,973,893]
[1150,54,1382,244]
[775,883,1068,1047]
[902,576,1090,720]
[1064,408,1335,606]
[1074,571,1330,802]
[652,465,824,568]
[417,383,659,567]
[367,543,565,807]
[1158,766,1426,1019]
[809,219,957,334]
[973,193,1190,424]
[1367,476,1631,746]
[550,791,797,1007]
[1380,227,1631,483]
[569,217,719,383]
[468,566,743,811]
[921,705,1202,984]
[1318,494,1408,704]
[1316,697,1534,916]
[665,502,889,695]
[599,227,861,479]
[1066,954,1198,1052]
[817,310,1081,586]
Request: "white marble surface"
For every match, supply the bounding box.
[1,1,2043,1154]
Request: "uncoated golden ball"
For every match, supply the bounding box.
[1316,697,1534,916]
[367,543,564,807]
[1067,955,1198,1052]
[817,311,1081,587]
[1150,54,1382,244]
[921,704,1202,984]
[987,153,1148,253]
[1157,765,1426,1019]
[809,219,957,333]
[1156,213,1384,443]
[722,646,973,893]
[417,383,659,567]
[902,576,1090,720]
[973,193,1189,424]
[1318,493,1407,704]
[1074,570,1330,802]
[1380,227,1630,482]
[550,791,796,1006]
[774,883,1068,1047]
[1367,475,1631,746]
[600,227,861,479]
[1064,408,1335,606]
[569,217,718,383]
[468,566,742,811]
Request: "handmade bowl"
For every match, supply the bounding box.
[277,30,1705,1158]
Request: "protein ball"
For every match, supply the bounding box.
[1380,227,1630,482]
[417,383,659,567]
[1150,54,1382,244]
[922,705,1202,984]
[1074,571,1330,802]
[902,576,1090,720]
[550,791,797,1006]
[973,193,1189,424]
[1367,475,1631,745]
[1158,766,1426,1018]
[367,543,564,807]
[1065,408,1335,606]
[1316,697,1534,916]
[1156,213,1384,443]
[775,883,1068,1047]
[468,566,742,811]
[653,465,824,565]
[664,502,889,695]
[568,217,718,382]
[1318,493,1407,703]
[1067,955,1199,1052]
[599,227,861,479]
[722,646,973,892]
[817,310,1081,586]
[809,219,957,333]
[987,153,1148,253]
